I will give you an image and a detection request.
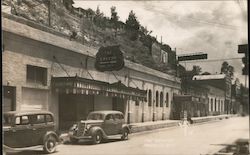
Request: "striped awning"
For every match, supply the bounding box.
[51,76,147,101]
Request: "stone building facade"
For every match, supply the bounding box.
[2,14,181,130]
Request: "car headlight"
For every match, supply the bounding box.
[71,124,78,130]
[86,124,91,130]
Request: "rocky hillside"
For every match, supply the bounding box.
[3,0,177,75]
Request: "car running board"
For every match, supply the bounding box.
[3,145,44,152]
[105,134,122,139]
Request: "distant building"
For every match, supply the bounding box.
[192,74,232,115]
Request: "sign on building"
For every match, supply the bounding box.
[95,45,125,72]
[178,53,207,61]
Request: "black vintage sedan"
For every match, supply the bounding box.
[68,110,130,144]
[3,110,59,154]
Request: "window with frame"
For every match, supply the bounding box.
[105,114,114,120]
[160,92,163,107]
[135,100,139,106]
[166,93,169,107]
[215,98,217,111]
[35,115,46,124]
[46,114,53,122]
[211,98,213,111]
[156,91,159,107]
[114,114,123,120]
[26,65,47,85]
[148,90,152,107]
[15,116,29,125]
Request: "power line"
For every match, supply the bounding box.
[156,9,240,30]
[178,57,242,63]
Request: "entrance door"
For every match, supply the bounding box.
[59,94,77,130]
[112,97,125,114]
[3,86,16,112]
[58,94,94,130]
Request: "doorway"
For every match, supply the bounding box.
[58,94,94,130]
[112,97,125,114]
[3,86,16,112]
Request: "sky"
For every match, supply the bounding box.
[73,0,248,86]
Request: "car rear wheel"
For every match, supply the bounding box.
[121,128,129,140]
[92,131,102,144]
[43,135,57,154]
[70,137,79,144]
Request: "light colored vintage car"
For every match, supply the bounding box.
[68,110,130,144]
[3,111,59,154]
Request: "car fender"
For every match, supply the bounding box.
[122,124,131,133]
[89,126,107,138]
[43,131,59,143]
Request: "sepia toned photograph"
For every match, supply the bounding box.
[2,0,249,155]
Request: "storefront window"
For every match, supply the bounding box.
[156,91,159,107]
[160,92,163,107]
[148,90,152,107]
[27,65,47,86]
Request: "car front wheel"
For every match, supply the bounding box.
[121,128,129,140]
[43,135,57,154]
[92,131,102,144]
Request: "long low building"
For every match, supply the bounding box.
[2,13,181,130]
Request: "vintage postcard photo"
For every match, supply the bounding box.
[2,0,249,155]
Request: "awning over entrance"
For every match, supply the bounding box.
[51,77,147,101]
[173,95,206,104]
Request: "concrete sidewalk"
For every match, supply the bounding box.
[129,120,180,133]
[59,114,237,142]
[191,114,237,124]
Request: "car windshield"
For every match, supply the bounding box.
[3,115,13,126]
[87,113,104,120]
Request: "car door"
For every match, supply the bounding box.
[4,115,33,148]
[114,114,123,134]
[103,114,116,135]
[30,114,47,145]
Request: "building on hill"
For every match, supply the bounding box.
[151,42,177,76]
[2,13,181,130]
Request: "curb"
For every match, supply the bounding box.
[59,115,236,143]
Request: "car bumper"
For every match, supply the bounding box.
[68,132,92,139]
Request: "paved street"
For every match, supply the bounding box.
[7,116,249,155]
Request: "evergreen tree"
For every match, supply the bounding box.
[125,10,140,40]
[94,6,104,27]
[221,61,234,79]
[110,6,119,23]
[110,6,119,36]
[192,65,202,75]
[125,10,140,31]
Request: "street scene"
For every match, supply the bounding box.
[2,0,249,155]
[6,116,250,155]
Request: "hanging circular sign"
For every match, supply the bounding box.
[95,45,125,72]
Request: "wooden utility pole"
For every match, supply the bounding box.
[48,0,51,26]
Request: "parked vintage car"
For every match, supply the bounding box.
[68,110,130,144]
[3,110,59,154]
